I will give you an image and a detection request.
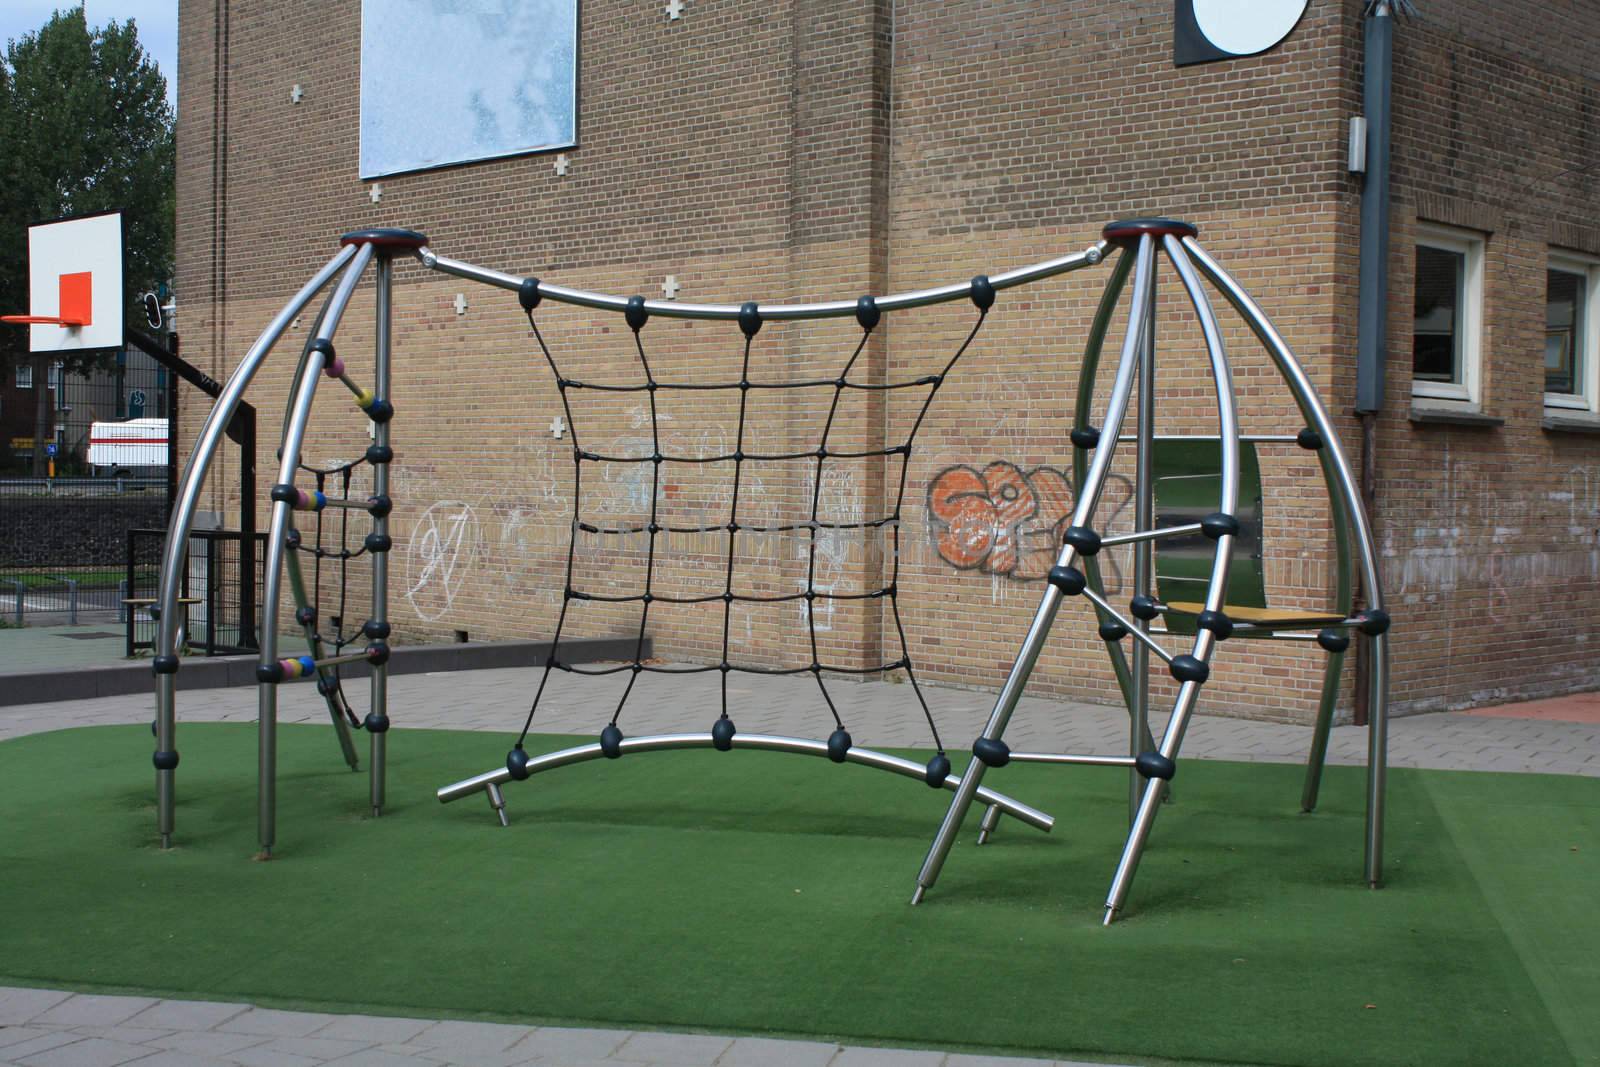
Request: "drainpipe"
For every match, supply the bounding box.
[1352,1,1398,725]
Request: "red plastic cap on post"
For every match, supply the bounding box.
[1101,218,1200,247]
[339,228,430,251]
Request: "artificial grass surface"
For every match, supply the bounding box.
[0,723,1595,1066]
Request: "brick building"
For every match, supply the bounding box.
[174,0,1600,725]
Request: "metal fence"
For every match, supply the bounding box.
[124,528,264,657]
[1,345,176,627]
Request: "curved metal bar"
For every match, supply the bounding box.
[419,242,1107,322]
[258,243,376,854]
[437,732,1055,833]
[1100,235,1242,923]
[1072,249,1141,728]
[151,243,358,849]
[1182,237,1389,886]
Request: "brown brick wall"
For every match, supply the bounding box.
[175,1,1600,729]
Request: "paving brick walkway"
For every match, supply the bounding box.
[2,666,1595,1066]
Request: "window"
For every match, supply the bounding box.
[1546,251,1599,412]
[1412,224,1484,404]
[14,364,32,389]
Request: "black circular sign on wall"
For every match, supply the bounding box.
[1174,0,1309,67]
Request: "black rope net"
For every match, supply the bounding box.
[507,278,999,782]
[288,455,377,729]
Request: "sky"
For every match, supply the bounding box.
[0,1,178,110]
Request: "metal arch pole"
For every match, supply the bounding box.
[369,253,394,817]
[417,242,1108,322]
[1130,258,1157,824]
[436,733,1055,832]
[1072,251,1143,731]
[257,245,375,856]
[152,244,359,849]
[913,235,1157,904]
[1101,236,1241,923]
[1182,238,1389,887]
[284,300,360,771]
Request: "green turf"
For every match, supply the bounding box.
[0,723,1594,1066]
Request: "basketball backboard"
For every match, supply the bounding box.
[1,210,125,354]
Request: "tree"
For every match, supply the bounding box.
[0,6,174,474]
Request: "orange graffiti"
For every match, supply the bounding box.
[927,462,1074,579]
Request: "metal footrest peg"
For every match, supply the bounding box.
[977,803,1002,845]
[486,782,509,827]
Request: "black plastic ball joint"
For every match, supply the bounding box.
[507,745,531,780]
[1062,525,1102,556]
[365,532,393,554]
[1356,608,1392,636]
[600,723,624,759]
[1296,427,1324,451]
[855,295,880,331]
[295,605,317,628]
[972,736,1011,768]
[970,274,996,311]
[1317,628,1351,653]
[1099,620,1129,642]
[1135,751,1176,780]
[367,494,393,518]
[1169,654,1210,685]
[150,719,158,737]
[256,662,285,684]
[152,654,180,676]
[1197,609,1233,640]
[738,301,762,338]
[284,528,303,549]
[827,727,853,763]
[1129,595,1162,621]
[518,276,542,311]
[315,675,337,697]
[153,749,180,771]
[269,482,298,504]
[624,295,649,332]
[1047,565,1086,596]
[364,711,391,734]
[365,643,390,666]
[924,752,952,788]
[365,444,394,465]
[363,619,392,640]
[1069,426,1101,450]
[711,716,736,751]
[366,399,394,423]
[1200,512,1240,540]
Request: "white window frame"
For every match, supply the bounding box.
[1545,250,1600,413]
[14,364,33,389]
[1412,223,1484,405]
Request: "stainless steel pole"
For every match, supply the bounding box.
[1101,235,1241,923]
[369,253,394,817]
[1183,238,1388,887]
[152,245,357,849]
[257,245,375,856]
[1074,252,1142,723]
[913,234,1157,903]
[1130,263,1157,823]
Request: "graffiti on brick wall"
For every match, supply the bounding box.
[926,462,1131,590]
[403,500,484,622]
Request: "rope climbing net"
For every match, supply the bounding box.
[507,280,1002,784]
[281,454,383,730]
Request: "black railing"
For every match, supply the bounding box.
[125,528,265,657]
